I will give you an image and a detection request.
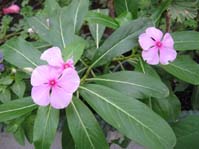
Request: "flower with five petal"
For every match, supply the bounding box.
[138,27,177,65]
[31,47,80,109]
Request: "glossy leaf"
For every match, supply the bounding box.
[114,0,138,18]
[172,115,199,149]
[91,18,153,67]
[85,11,119,29]
[162,55,199,85]
[0,38,43,69]
[0,97,37,122]
[88,9,108,48]
[80,84,176,149]
[66,97,108,149]
[86,71,169,99]
[172,31,199,51]
[0,88,11,103]
[33,106,59,149]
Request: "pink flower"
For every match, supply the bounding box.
[40,47,74,71]
[31,65,80,109]
[3,4,20,14]
[138,27,177,65]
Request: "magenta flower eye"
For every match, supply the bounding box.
[138,27,177,65]
[31,47,80,109]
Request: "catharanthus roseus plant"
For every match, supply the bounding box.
[1,0,199,149]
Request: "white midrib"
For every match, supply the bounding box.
[80,86,168,147]
[96,9,100,49]
[86,78,160,93]
[91,33,130,67]
[59,11,66,48]
[5,44,38,67]
[71,101,95,148]
[41,106,52,149]
[0,104,36,114]
[74,2,81,33]
[124,0,129,12]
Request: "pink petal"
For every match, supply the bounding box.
[58,68,80,93]
[31,85,50,106]
[62,58,75,70]
[50,86,72,109]
[31,65,50,86]
[142,47,159,65]
[162,33,174,48]
[138,33,155,51]
[40,47,64,67]
[146,27,163,41]
[159,48,177,65]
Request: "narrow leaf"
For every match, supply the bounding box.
[91,18,152,67]
[0,38,43,69]
[86,71,169,99]
[33,106,59,149]
[85,11,119,29]
[172,31,199,51]
[66,98,108,149]
[0,97,37,122]
[80,84,176,149]
[162,55,199,85]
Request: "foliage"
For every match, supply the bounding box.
[0,0,199,148]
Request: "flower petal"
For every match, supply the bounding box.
[31,85,50,106]
[138,33,155,51]
[40,47,64,67]
[159,48,177,65]
[31,65,50,86]
[146,27,163,41]
[50,86,72,109]
[162,33,174,48]
[142,47,159,65]
[58,68,80,93]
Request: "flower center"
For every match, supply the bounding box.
[49,79,56,86]
[63,63,70,69]
[156,41,162,48]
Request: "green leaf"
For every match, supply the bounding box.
[14,126,25,146]
[0,76,13,85]
[62,119,75,149]
[67,0,89,33]
[86,71,169,99]
[0,97,37,122]
[172,31,199,51]
[161,55,199,85]
[88,9,109,48]
[66,97,108,149]
[0,88,11,103]
[63,37,86,64]
[11,81,26,98]
[91,18,152,67]
[85,11,119,29]
[23,114,36,144]
[172,115,199,149]
[80,84,176,149]
[114,0,138,18]
[151,0,172,24]
[191,86,199,110]
[33,106,59,149]
[152,93,181,121]
[0,38,43,69]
